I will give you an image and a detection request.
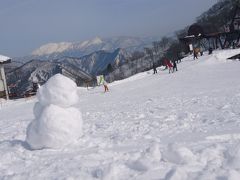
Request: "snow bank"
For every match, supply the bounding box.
[26,74,83,149]
[163,144,196,165]
[213,49,240,60]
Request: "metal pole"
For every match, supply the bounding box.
[0,65,9,100]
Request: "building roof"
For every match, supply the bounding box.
[0,55,11,64]
[188,23,220,37]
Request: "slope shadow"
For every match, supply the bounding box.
[0,139,32,150]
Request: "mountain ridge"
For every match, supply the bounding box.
[26,36,152,60]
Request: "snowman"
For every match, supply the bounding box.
[26,74,83,149]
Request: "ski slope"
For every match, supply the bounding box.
[1,49,240,179]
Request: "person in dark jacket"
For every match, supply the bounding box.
[153,64,157,74]
[193,48,198,60]
[177,54,182,63]
[163,59,168,70]
[208,47,213,55]
[173,60,178,72]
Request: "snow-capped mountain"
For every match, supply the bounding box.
[32,37,103,56]
[7,36,152,95]
[58,48,129,75]
[29,36,151,60]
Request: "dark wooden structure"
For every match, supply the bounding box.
[180,5,240,51]
[59,64,97,87]
[0,56,11,99]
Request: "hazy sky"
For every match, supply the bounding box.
[0,0,217,57]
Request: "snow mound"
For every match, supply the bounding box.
[163,144,196,164]
[226,143,240,169]
[227,170,240,180]
[26,74,83,149]
[165,168,188,180]
[37,74,79,107]
[144,142,162,162]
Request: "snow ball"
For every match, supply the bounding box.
[163,144,196,165]
[145,143,162,162]
[164,167,188,180]
[200,146,223,167]
[26,104,83,149]
[37,74,79,107]
[175,147,196,164]
[104,163,132,180]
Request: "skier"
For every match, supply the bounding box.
[193,48,198,60]
[103,80,109,92]
[165,58,173,73]
[163,59,168,70]
[173,60,178,72]
[208,47,213,55]
[153,64,157,74]
[177,54,182,63]
[200,47,203,56]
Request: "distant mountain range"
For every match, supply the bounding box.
[6,48,131,96]
[5,0,235,98]
[57,48,129,75]
[6,36,154,96]
[13,36,153,63]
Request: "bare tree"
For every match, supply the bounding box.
[126,51,145,73]
[159,37,173,52]
[144,47,154,67]
[129,51,145,61]
[152,41,162,65]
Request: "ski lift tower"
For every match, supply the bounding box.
[0,55,11,100]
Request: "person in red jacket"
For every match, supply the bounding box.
[165,58,173,73]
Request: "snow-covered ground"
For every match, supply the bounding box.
[1,49,240,180]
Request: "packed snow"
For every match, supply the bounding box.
[26,74,83,149]
[1,49,240,179]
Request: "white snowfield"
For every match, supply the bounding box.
[1,49,240,179]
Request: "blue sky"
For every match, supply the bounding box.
[0,0,217,57]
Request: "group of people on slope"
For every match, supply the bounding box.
[165,58,178,73]
[193,47,205,60]
[193,47,215,60]
[153,58,178,74]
